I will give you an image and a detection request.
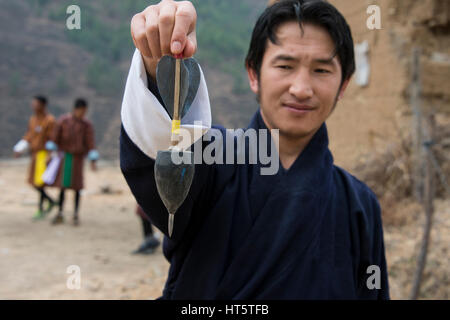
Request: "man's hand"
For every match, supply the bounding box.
[131,0,197,80]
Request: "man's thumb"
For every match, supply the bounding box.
[171,40,183,55]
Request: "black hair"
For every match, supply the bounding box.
[74,98,88,109]
[33,95,48,106]
[245,0,355,84]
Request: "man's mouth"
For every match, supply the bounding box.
[282,103,315,114]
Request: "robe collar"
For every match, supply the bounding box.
[247,108,333,180]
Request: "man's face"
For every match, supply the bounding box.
[73,107,87,119]
[31,99,45,114]
[247,22,350,140]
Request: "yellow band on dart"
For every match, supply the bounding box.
[171,120,181,134]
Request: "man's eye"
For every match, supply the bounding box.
[276,65,292,70]
[315,69,331,74]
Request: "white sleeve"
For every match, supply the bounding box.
[121,49,212,160]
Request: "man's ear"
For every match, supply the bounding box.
[246,65,259,95]
[337,77,351,100]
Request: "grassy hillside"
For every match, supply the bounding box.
[0,0,266,158]
[28,0,264,94]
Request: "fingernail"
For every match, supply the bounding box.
[171,41,181,53]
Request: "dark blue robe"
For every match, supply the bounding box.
[120,81,390,300]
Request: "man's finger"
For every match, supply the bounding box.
[145,7,162,59]
[183,33,197,58]
[131,13,152,57]
[171,2,197,55]
[159,2,176,56]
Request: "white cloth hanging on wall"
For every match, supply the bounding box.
[355,40,370,87]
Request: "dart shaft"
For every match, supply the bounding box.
[171,58,181,146]
[168,57,182,237]
[173,58,181,120]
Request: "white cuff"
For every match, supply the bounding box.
[121,49,212,160]
[88,150,99,161]
[13,139,29,153]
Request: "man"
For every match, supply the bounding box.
[14,95,56,220]
[49,98,98,226]
[120,0,390,299]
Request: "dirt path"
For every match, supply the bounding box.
[0,159,169,299]
[1,160,448,299]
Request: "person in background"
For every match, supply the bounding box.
[133,204,161,254]
[13,95,56,220]
[47,98,98,226]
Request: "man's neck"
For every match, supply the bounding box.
[72,113,82,120]
[35,110,46,118]
[259,109,316,171]
[277,132,315,170]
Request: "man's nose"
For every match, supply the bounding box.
[288,70,313,100]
